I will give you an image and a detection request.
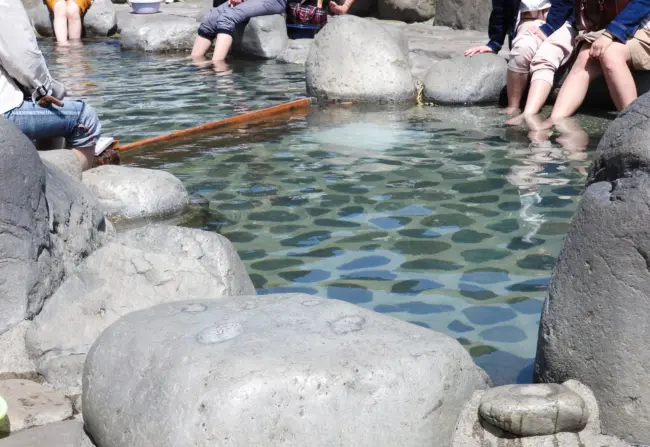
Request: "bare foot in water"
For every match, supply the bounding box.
[505,113,526,126]
[500,106,521,116]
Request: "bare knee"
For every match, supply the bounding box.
[600,48,627,74]
[66,2,81,22]
[53,1,67,18]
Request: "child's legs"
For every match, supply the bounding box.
[51,1,69,43]
[550,44,602,121]
[66,1,82,40]
[194,3,229,59]
[600,42,634,110]
[506,20,545,111]
[212,0,286,61]
[525,23,577,114]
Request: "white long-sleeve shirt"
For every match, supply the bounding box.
[0,0,53,115]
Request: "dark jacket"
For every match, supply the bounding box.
[486,0,575,52]
[604,0,650,42]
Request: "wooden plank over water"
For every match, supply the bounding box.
[117,98,313,153]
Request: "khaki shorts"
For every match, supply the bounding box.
[577,28,650,70]
[45,0,92,14]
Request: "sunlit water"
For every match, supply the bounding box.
[43,39,612,384]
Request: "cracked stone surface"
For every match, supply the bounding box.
[0,322,36,380]
[478,384,588,436]
[0,380,72,433]
[83,294,489,447]
[26,224,254,396]
[535,99,650,445]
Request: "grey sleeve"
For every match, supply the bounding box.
[0,0,53,95]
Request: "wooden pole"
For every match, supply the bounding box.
[117,98,312,154]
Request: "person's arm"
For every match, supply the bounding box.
[329,0,355,15]
[606,0,650,42]
[539,0,574,37]
[0,0,61,102]
[487,0,510,52]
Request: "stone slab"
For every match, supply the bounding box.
[0,380,72,433]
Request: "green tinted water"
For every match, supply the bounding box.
[43,39,611,384]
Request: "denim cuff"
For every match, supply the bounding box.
[197,27,216,40]
[538,23,555,38]
[487,40,502,53]
[606,21,631,43]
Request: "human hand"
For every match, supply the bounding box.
[590,35,613,59]
[464,46,494,57]
[38,95,64,107]
[329,1,350,15]
[528,26,547,41]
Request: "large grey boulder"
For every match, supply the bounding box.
[120,15,197,52]
[0,118,56,335]
[478,384,588,436]
[534,163,650,441]
[27,225,254,396]
[83,294,489,447]
[82,165,190,223]
[44,162,109,277]
[84,0,118,37]
[451,380,628,447]
[38,150,82,181]
[378,0,435,22]
[423,54,507,104]
[0,421,88,447]
[434,0,490,31]
[233,15,288,59]
[305,16,414,102]
[588,92,650,183]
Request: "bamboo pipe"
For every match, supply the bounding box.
[117,97,312,154]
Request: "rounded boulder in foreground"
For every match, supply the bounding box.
[478,384,588,436]
[305,16,414,102]
[82,165,189,222]
[423,53,507,104]
[83,294,489,447]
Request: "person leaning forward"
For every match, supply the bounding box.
[0,0,101,171]
[545,0,650,122]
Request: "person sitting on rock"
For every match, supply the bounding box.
[46,0,92,45]
[0,0,101,171]
[543,0,650,124]
[192,0,288,64]
[465,0,575,120]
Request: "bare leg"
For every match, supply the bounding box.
[212,33,234,62]
[53,1,69,44]
[72,147,94,171]
[503,70,529,115]
[548,46,602,122]
[522,79,553,115]
[191,35,213,60]
[600,42,635,111]
[66,1,83,41]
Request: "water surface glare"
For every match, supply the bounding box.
[43,40,612,384]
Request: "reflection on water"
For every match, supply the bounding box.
[42,41,611,385]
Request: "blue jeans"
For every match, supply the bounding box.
[4,99,101,148]
[198,0,286,38]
